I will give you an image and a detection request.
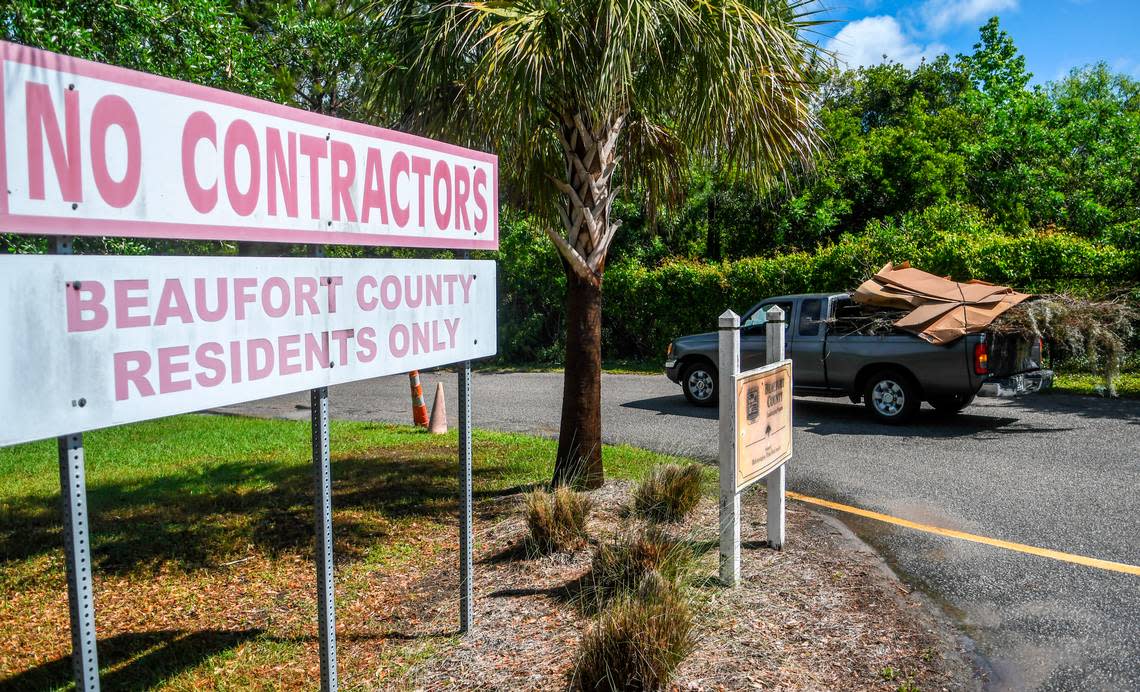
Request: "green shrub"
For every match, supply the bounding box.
[493,203,1139,363]
[572,572,695,692]
[524,487,593,554]
[631,464,704,523]
[603,221,1138,360]
[582,527,694,609]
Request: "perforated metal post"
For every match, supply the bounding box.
[54,236,100,690]
[458,361,474,633]
[311,386,337,691]
[764,306,787,550]
[59,433,100,691]
[457,251,474,633]
[718,310,741,586]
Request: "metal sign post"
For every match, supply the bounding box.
[58,432,100,690]
[718,310,741,586]
[307,245,338,691]
[54,236,101,691]
[311,386,337,691]
[458,361,474,633]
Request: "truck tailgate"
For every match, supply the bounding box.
[988,332,1044,376]
[979,332,1053,396]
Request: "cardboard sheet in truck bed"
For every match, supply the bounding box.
[853,262,1031,345]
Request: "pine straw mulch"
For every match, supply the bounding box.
[398,481,980,691]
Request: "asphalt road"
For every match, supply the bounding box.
[219,371,1140,691]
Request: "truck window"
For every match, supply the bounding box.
[798,298,822,336]
[743,301,793,333]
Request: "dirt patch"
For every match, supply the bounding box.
[400,482,980,691]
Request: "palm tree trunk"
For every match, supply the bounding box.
[546,111,624,489]
[553,267,604,488]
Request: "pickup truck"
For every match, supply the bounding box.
[664,293,1053,423]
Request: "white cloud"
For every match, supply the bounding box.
[827,16,946,69]
[919,0,1018,34]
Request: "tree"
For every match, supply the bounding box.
[4,0,276,99]
[957,17,1030,102]
[234,0,377,120]
[3,0,374,257]
[3,0,280,256]
[368,0,822,487]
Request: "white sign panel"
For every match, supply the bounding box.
[0,255,497,446]
[1,41,498,249]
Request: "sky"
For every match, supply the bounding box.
[815,0,1140,83]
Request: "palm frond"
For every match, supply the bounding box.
[362,0,828,264]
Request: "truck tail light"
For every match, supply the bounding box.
[974,342,989,375]
[666,342,673,359]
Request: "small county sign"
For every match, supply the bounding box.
[0,41,498,249]
[734,360,793,492]
[0,256,496,446]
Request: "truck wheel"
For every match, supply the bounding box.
[681,361,718,407]
[929,393,975,414]
[864,370,920,424]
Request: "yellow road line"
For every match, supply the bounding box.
[786,491,1140,577]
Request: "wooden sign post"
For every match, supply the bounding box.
[719,305,793,586]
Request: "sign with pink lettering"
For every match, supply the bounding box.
[0,41,498,249]
[0,255,497,446]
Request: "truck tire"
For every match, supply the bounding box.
[681,361,718,407]
[864,370,920,424]
[929,393,975,414]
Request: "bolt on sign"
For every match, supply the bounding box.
[0,41,498,249]
[734,360,793,492]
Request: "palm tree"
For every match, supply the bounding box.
[368,0,823,488]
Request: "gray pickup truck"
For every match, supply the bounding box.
[664,293,1053,423]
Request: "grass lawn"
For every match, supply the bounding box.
[1051,371,1140,398]
[0,414,687,690]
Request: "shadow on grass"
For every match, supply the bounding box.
[0,448,522,573]
[0,629,261,691]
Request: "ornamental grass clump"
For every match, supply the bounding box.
[524,487,593,554]
[572,571,696,692]
[631,464,704,523]
[581,526,695,610]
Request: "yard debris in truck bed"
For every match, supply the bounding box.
[852,262,1032,345]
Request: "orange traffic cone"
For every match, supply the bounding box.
[408,371,429,427]
[428,381,448,434]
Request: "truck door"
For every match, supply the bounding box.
[789,297,827,387]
